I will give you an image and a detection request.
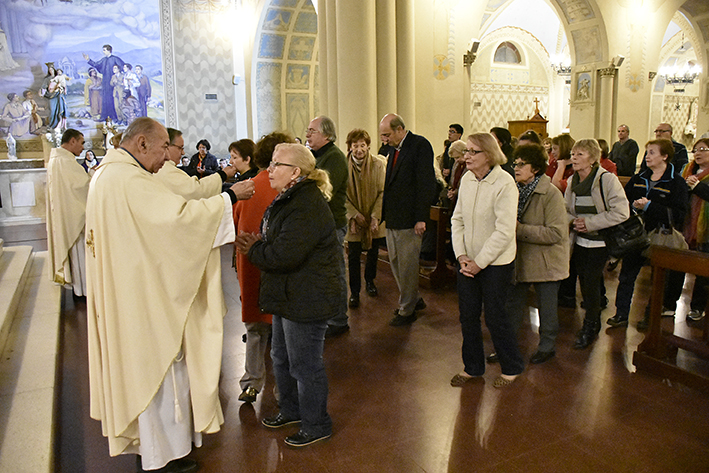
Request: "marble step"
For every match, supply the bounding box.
[0,252,62,473]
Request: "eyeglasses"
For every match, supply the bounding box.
[305,128,320,135]
[464,149,485,156]
[654,129,671,134]
[169,144,185,152]
[268,161,297,171]
[692,147,709,153]
[513,162,529,168]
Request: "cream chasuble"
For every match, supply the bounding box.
[46,146,90,288]
[155,160,222,200]
[86,148,234,457]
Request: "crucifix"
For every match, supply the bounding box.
[533,97,540,115]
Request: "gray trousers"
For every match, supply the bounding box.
[507,281,560,353]
[327,226,349,328]
[240,322,272,392]
[386,228,422,316]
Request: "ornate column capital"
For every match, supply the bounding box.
[599,66,617,78]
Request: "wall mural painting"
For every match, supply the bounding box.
[0,0,164,152]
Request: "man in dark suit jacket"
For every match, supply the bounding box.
[379,114,437,326]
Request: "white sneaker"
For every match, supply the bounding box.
[687,310,704,322]
[661,307,675,317]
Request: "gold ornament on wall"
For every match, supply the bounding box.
[434,54,451,80]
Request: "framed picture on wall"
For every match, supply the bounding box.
[574,72,593,103]
[0,0,169,152]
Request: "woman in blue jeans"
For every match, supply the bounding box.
[237,143,344,448]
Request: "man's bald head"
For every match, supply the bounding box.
[120,117,170,173]
[379,113,407,148]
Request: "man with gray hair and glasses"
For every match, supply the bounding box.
[306,116,349,337]
[640,123,688,175]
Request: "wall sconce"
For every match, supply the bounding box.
[611,55,625,68]
[463,39,480,67]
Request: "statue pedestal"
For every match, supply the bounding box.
[0,158,46,227]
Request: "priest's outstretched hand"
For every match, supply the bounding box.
[231,179,255,200]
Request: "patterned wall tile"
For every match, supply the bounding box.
[256,62,282,134]
[259,34,287,59]
[286,93,309,139]
[294,11,317,34]
[469,83,549,134]
[172,7,236,156]
[288,36,315,61]
[286,65,310,89]
[271,0,297,7]
[263,9,292,31]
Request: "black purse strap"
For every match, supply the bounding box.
[598,171,609,211]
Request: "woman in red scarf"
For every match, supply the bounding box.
[682,138,709,322]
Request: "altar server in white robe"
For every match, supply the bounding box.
[156,127,237,199]
[46,128,90,298]
[85,118,255,473]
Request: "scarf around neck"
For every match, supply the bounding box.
[682,161,709,247]
[517,174,541,220]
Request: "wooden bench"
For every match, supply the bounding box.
[633,246,709,393]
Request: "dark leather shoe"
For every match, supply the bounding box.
[574,319,600,349]
[262,412,301,429]
[606,314,628,328]
[284,430,331,447]
[486,353,499,364]
[325,324,349,338]
[389,312,417,326]
[238,386,258,403]
[415,298,427,311]
[530,350,555,364]
[348,294,359,308]
[365,281,378,297]
[138,457,198,473]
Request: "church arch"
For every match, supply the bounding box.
[251,0,318,139]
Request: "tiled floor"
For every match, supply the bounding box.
[7,223,706,472]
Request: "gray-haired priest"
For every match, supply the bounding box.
[85,117,254,473]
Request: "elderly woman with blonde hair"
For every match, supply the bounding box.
[450,133,524,388]
[565,139,628,349]
[236,143,343,448]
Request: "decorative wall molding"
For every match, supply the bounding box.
[160,0,177,127]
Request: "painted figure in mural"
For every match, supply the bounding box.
[84,67,102,120]
[2,93,31,137]
[0,26,19,72]
[110,64,126,123]
[122,63,140,99]
[101,117,117,151]
[39,63,68,131]
[22,90,43,134]
[120,89,141,125]
[83,44,125,121]
[135,65,151,117]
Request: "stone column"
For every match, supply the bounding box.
[395,0,416,127]
[598,66,618,144]
[376,0,397,121]
[334,0,378,142]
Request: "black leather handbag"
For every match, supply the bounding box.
[596,174,650,259]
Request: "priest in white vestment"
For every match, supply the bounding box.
[85,118,255,473]
[46,129,90,297]
[156,127,237,199]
